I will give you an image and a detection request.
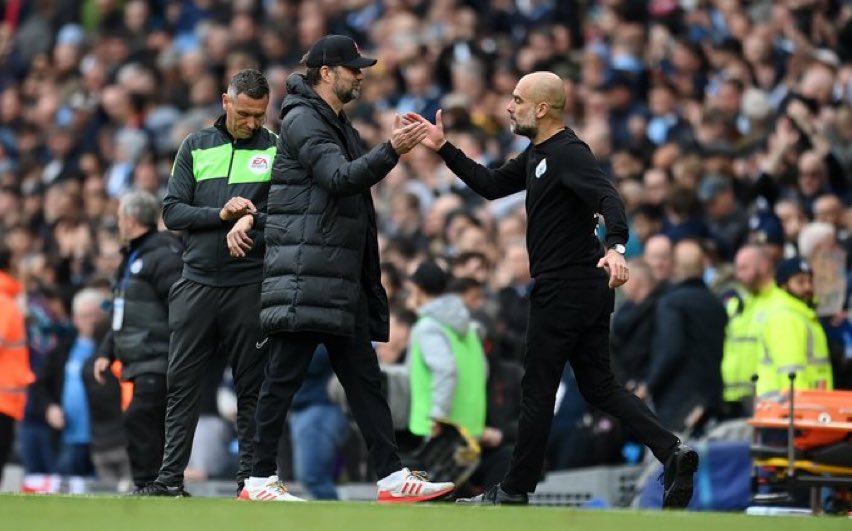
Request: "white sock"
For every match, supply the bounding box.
[377,468,409,488]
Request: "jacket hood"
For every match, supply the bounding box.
[280,73,336,121]
[0,271,22,299]
[419,294,471,335]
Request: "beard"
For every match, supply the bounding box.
[334,81,361,104]
[511,121,537,138]
[510,114,537,138]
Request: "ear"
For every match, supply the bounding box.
[221,93,229,111]
[536,102,549,119]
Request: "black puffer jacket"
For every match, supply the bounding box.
[262,74,399,341]
[98,230,183,379]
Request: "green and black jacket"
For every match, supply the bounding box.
[163,115,276,287]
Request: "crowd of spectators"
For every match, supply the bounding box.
[1,0,851,491]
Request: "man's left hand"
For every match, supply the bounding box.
[227,215,254,258]
[597,249,629,288]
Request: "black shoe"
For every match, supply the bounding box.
[662,443,698,509]
[456,484,528,505]
[131,481,191,497]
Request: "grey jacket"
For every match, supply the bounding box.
[408,294,474,420]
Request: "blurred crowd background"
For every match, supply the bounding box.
[0,0,851,493]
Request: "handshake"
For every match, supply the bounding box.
[388,110,448,155]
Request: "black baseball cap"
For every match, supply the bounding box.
[304,35,377,69]
[776,258,812,286]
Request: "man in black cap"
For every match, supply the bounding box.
[240,35,454,502]
[756,258,833,397]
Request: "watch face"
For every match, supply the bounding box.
[613,244,626,254]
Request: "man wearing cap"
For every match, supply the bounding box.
[241,35,453,502]
[757,258,833,397]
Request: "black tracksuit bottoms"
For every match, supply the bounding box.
[124,373,167,487]
[501,276,680,494]
[251,291,402,480]
[157,278,267,487]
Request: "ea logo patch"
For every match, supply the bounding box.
[130,259,143,274]
[535,158,547,178]
[248,155,271,175]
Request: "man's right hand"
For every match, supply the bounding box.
[220,197,257,221]
[403,110,446,151]
[93,356,111,385]
[480,427,504,448]
[390,114,430,155]
[46,404,65,430]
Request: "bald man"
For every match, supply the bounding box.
[721,245,785,413]
[648,241,727,432]
[408,72,696,508]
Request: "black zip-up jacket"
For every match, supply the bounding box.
[163,115,276,287]
[438,128,628,279]
[98,230,183,380]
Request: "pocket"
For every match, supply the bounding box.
[168,277,185,302]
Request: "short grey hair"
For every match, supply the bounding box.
[227,68,270,99]
[120,190,160,229]
[72,288,107,317]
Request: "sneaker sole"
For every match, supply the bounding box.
[663,449,699,509]
[377,485,455,504]
[456,497,528,506]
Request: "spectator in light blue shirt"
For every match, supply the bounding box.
[53,288,108,477]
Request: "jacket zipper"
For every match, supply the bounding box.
[218,140,236,282]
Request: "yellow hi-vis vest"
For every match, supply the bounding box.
[757,290,833,397]
[721,284,785,402]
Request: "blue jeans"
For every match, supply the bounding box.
[56,443,94,477]
[289,404,348,500]
[19,421,56,474]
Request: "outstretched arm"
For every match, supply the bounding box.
[408,110,527,200]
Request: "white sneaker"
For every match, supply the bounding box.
[239,476,306,501]
[376,468,455,503]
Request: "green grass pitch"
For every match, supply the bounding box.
[1,495,846,531]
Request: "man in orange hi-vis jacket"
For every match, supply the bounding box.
[0,244,35,483]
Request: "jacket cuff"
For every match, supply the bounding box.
[605,235,627,248]
[437,141,458,162]
[384,141,401,163]
[209,207,225,226]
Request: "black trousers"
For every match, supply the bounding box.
[252,294,402,480]
[124,373,167,486]
[0,413,14,484]
[502,277,679,494]
[158,278,267,487]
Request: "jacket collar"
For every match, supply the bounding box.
[125,229,156,255]
[214,114,263,145]
[779,289,817,318]
[280,74,348,135]
[677,277,706,288]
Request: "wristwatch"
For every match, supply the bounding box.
[609,244,626,255]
